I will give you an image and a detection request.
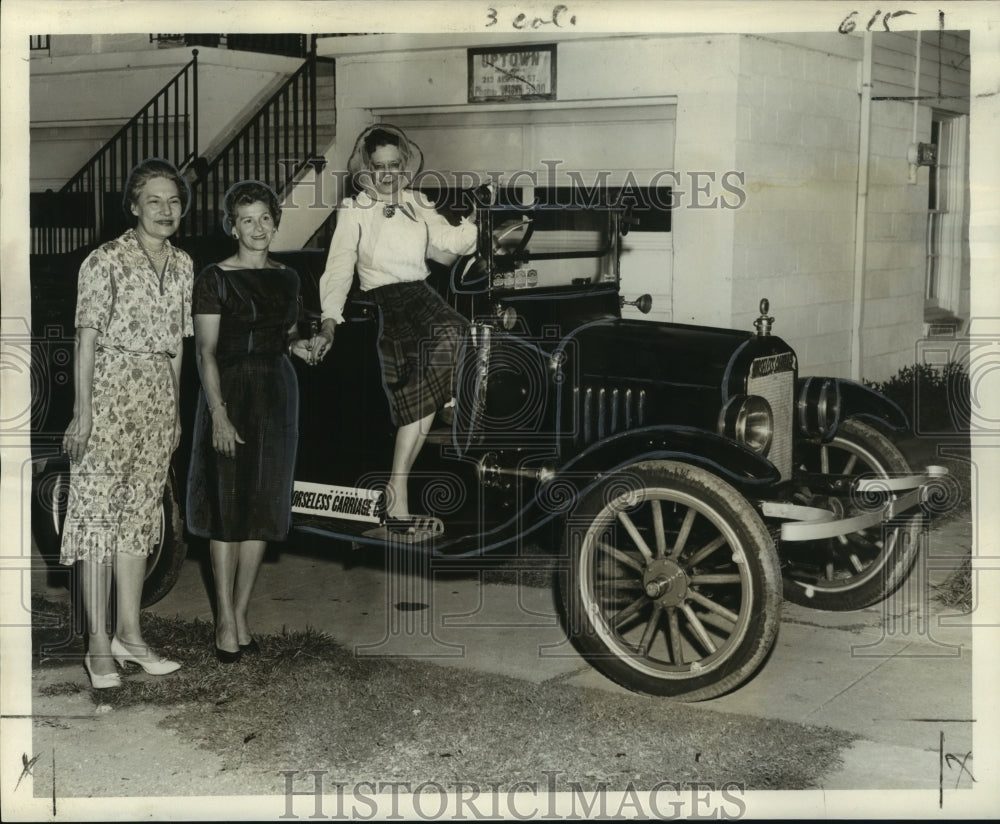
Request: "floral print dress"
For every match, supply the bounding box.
[60,229,194,564]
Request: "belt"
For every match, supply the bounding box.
[97,344,174,359]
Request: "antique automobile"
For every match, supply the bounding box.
[30,199,943,700]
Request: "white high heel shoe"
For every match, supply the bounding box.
[111,636,181,675]
[84,652,122,689]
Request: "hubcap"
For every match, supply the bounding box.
[642,558,687,605]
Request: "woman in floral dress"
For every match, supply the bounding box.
[186,180,310,662]
[61,158,192,688]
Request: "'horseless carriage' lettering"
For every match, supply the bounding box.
[291,482,382,523]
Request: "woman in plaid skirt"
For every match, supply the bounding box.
[311,125,477,535]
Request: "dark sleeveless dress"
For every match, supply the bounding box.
[186,265,300,541]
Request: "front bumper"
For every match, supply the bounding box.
[760,466,949,541]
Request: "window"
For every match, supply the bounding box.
[533,185,672,233]
[925,114,968,318]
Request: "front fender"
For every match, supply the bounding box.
[465,426,778,554]
[837,378,909,431]
[558,425,781,492]
[797,377,909,440]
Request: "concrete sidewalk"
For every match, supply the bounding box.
[135,512,974,792]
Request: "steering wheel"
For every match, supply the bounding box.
[452,216,535,291]
[495,217,534,260]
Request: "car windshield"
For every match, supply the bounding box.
[479,205,621,294]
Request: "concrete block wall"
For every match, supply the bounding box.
[733,35,861,378]
[862,100,931,382]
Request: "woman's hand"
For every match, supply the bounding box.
[211,407,245,458]
[466,181,494,226]
[308,319,337,364]
[288,338,313,363]
[63,415,92,463]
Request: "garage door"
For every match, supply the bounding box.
[386,105,675,321]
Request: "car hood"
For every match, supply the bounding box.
[557,317,764,390]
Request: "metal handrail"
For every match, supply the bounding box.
[185,43,319,237]
[32,50,199,255]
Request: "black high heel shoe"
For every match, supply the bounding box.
[215,646,242,664]
[239,638,260,655]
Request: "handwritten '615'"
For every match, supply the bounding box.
[838,9,920,33]
[486,4,577,29]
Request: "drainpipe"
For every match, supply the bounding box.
[850,31,873,382]
[908,32,921,183]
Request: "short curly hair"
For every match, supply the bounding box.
[222,180,282,235]
[361,128,412,169]
[122,158,190,220]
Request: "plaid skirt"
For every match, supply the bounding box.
[368,280,468,426]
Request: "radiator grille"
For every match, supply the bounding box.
[577,384,647,445]
[748,360,794,480]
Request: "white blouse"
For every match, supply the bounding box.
[319,189,477,324]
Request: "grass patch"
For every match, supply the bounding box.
[32,596,854,791]
[932,557,972,612]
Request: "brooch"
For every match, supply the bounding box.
[383,205,396,218]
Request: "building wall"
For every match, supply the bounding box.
[733,33,941,381]
[872,31,971,116]
[863,100,932,381]
[733,35,862,378]
[46,33,159,57]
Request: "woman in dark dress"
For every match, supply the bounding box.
[187,180,310,662]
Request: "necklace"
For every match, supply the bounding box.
[137,235,168,258]
[136,235,169,278]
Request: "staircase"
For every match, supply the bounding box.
[30,41,336,257]
[184,56,334,237]
[31,52,200,255]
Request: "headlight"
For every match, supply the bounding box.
[797,377,841,441]
[495,304,517,331]
[719,395,774,455]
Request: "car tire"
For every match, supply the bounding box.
[31,461,188,608]
[780,418,923,611]
[558,460,782,701]
[139,470,188,606]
